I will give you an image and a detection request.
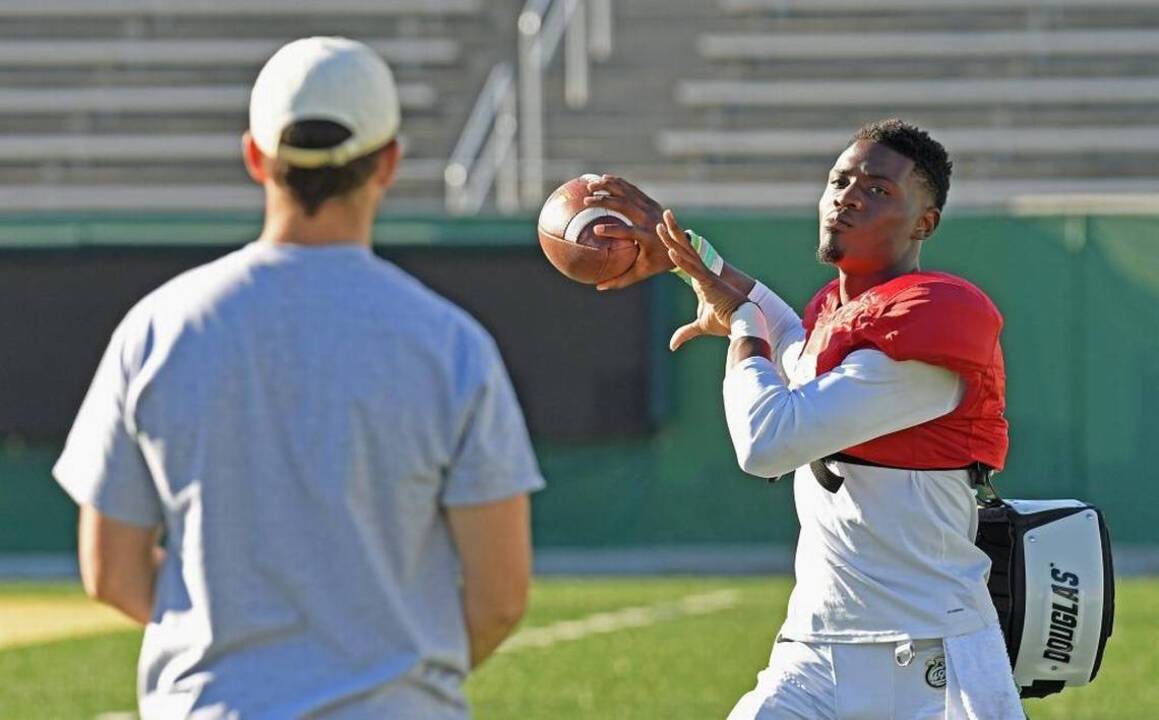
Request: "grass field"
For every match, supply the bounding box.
[1,577,1154,719]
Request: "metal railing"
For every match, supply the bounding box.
[444,0,613,215]
[445,63,518,215]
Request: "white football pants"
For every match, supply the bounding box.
[727,624,1024,720]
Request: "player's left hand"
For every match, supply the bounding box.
[657,209,748,351]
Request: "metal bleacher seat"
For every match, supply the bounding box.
[676,77,1159,109]
[675,77,1159,108]
[0,39,460,68]
[0,0,503,213]
[641,177,1159,211]
[0,85,437,115]
[640,0,1159,210]
[719,0,1159,11]
[657,126,1159,158]
[0,134,443,178]
[697,29,1159,62]
[0,0,482,18]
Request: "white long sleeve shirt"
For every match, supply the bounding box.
[724,282,998,642]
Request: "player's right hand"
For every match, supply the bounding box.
[583,175,675,290]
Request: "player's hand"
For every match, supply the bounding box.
[657,210,748,351]
[583,175,674,290]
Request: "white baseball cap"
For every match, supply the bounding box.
[249,37,400,168]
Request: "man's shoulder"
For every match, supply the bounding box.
[141,243,258,304]
[116,246,249,329]
[872,272,1004,366]
[883,270,997,305]
[362,255,494,344]
[879,271,1002,326]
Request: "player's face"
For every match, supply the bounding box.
[817,140,931,275]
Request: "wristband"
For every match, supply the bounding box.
[729,302,770,342]
[671,229,724,285]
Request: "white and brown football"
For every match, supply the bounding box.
[537,174,638,285]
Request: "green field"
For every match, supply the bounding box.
[1,577,1154,719]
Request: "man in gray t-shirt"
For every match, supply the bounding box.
[54,37,543,719]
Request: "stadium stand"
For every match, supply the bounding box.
[0,0,520,212]
[534,0,1159,211]
[1,0,1156,213]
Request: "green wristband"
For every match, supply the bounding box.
[671,229,724,285]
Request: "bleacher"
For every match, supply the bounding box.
[0,0,519,212]
[1,0,1157,214]
[538,0,1159,211]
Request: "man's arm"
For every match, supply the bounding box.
[585,175,762,295]
[77,505,163,625]
[724,349,964,478]
[584,176,809,378]
[654,215,952,477]
[447,493,533,668]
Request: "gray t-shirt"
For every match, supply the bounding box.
[54,241,544,719]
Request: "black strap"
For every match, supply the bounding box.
[808,453,993,494]
[808,459,846,493]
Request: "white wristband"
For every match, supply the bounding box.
[729,302,770,342]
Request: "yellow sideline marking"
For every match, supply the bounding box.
[500,589,740,653]
[0,596,135,650]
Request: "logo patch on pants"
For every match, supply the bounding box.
[925,655,947,688]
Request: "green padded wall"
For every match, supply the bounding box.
[1,212,1156,553]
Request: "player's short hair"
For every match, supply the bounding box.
[851,119,952,211]
[272,120,384,216]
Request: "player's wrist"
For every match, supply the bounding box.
[728,302,770,342]
[671,228,724,285]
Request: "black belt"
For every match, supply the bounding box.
[807,453,992,494]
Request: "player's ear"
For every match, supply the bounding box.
[373,139,402,192]
[242,132,268,185]
[913,206,940,242]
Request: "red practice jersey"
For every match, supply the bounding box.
[802,271,1008,470]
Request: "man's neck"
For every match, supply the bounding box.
[837,260,920,304]
[257,195,374,248]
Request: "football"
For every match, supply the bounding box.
[537,174,638,285]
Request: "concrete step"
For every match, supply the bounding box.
[0,156,445,185]
[0,83,439,114]
[0,134,449,165]
[0,38,462,67]
[0,0,483,18]
[676,76,1159,108]
[698,29,1159,62]
[0,179,447,212]
[543,154,1159,185]
[714,0,1159,33]
[656,126,1159,158]
[680,105,1159,133]
[632,176,1159,211]
[696,57,1159,82]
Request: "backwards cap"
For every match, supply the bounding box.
[249,37,400,169]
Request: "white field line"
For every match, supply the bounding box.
[88,591,741,719]
[500,589,740,653]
